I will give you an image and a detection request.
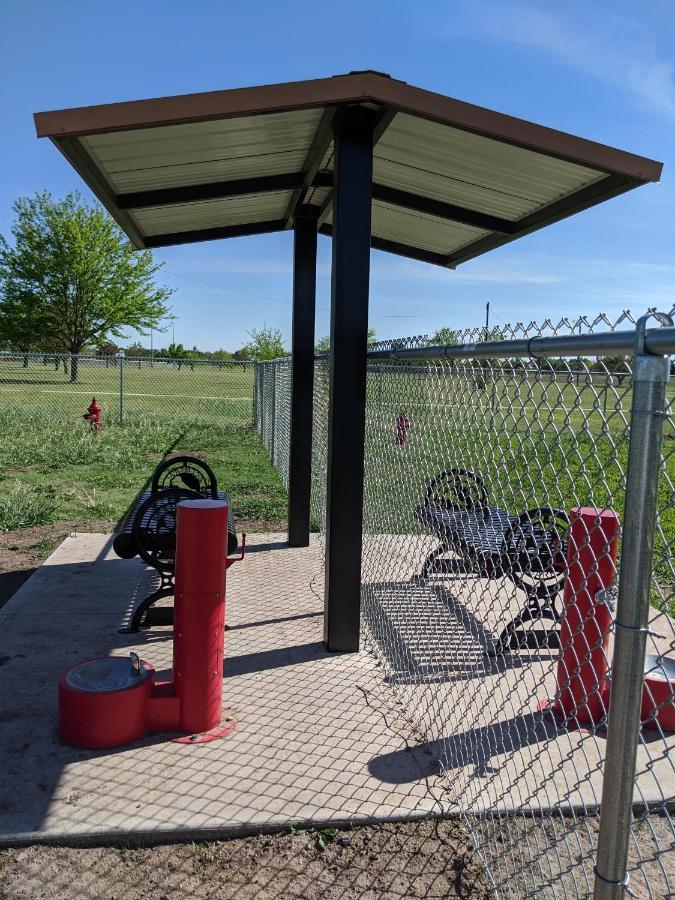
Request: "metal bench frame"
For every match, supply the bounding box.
[113,456,237,632]
[415,469,569,654]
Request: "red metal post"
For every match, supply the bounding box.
[553,507,620,725]
[173,498,229,733]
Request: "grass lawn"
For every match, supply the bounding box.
[0,357,286,534]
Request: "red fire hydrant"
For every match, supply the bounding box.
[395,410,410,446]
[83,396,101,433]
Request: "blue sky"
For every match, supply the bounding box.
[1,0,674,351]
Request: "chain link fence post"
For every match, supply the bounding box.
[270,362,277,467]
[594,315,672,898]
[117,349,125,425]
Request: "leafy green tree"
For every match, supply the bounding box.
[431,327,458,345]
[244,325,287,360]
[0,192,172,382]
[315,327,376,353]
[124,341,149,357]
[592,355,631,385]
[212,348,233,361]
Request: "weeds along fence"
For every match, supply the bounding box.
[0,352,255,427]
[256,309,675,899]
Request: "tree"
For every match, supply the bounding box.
[315,327,376,353]
[0,192,172,382]
[124,341,149,357]
[431,327,458,345]
[97,340,119,356]
[244,325,287,360]
[592,355,631,385]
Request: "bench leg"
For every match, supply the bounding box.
[420,544,445,578]
[489,593,561,655]
[120,574,175,633]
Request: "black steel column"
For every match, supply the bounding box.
[324,107,375,652]
[288,211,318,546]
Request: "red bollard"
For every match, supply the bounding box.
[173,499,231,734]
[551,507,620,725]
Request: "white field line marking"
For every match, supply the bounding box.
[3,388,251,401]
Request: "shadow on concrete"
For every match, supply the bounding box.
[223,641,329,678]
[0,551,161,837]
[0,568,41,611]
[369,711,565,783]
[240,540,290,554]
[227,610,323,631]
[363,580,554,685]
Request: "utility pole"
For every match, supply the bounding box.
[485,300,490,340]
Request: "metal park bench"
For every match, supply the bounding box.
[113,456,238,632]
[414,469,569,654]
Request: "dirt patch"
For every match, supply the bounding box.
[0,518,287,610]
[237,519,287,535]
[0,819,491,899]
[476,812,675,899]
[0,520,113,610]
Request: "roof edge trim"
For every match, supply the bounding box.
[34,71,663,183]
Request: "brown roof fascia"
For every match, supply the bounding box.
[33,73,379,138]
[34,72,663,184]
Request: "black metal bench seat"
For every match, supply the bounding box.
[114,490,238,560]
[414,468,569,654]
[112,456,239,632]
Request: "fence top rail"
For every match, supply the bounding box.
[0,352,252,367]
[364,325,675,362]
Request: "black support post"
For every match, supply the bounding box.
[324,107,375,652]
[288,212,318,546]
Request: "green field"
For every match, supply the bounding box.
[0,355,256,423]
[0,357,286,532]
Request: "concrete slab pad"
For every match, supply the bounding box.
[1,530,672,849]
[0,534,448,846]
[361,533,675,816]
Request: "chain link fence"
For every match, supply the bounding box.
[255,307,675,898]
[254,358,292,489]
[0,352,255,427]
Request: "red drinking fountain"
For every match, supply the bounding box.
[58,499,244,748]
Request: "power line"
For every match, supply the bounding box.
[165,269,455,319]
[165,271,293,306]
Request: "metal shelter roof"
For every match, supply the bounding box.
[34,71,663,268]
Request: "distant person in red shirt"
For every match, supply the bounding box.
[395,410,410,446]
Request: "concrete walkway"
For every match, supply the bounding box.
[0,534,447,846]
[0,531,672,847]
